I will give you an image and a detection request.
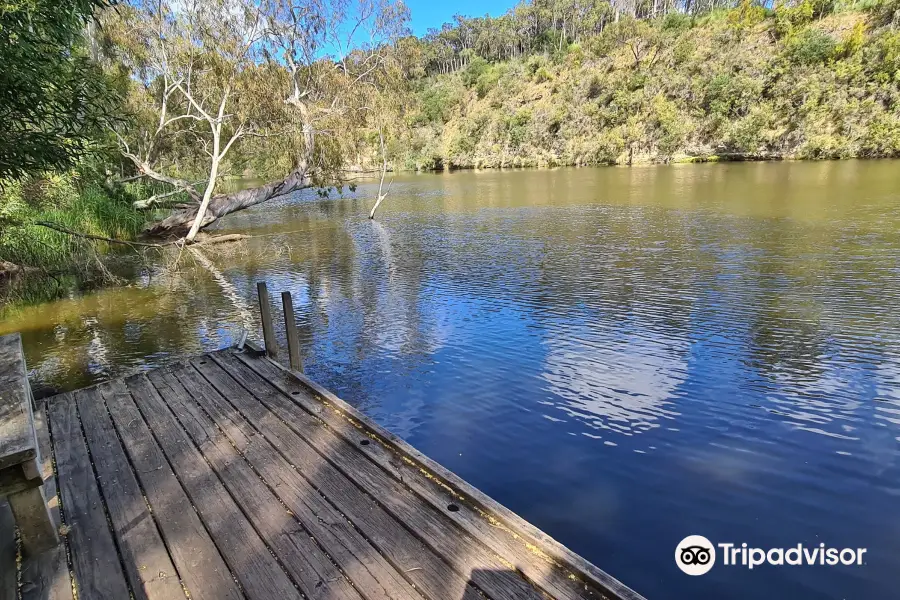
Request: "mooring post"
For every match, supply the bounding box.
[281,291,303,372]
[257,281,277,358]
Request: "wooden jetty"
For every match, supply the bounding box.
[0,304,645,600]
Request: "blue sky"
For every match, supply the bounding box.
[402,0,520,36]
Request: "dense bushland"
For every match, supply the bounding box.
[389,0,900,169]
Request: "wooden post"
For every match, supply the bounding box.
[281,291,303,372]
[9,486,57,555]
[257,281,277,359]
[0,334,58,556]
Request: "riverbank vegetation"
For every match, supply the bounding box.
[1,0,899,291]
[392,0,900,168]
[0,0,140,288]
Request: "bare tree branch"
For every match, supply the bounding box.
[35,221,169,247]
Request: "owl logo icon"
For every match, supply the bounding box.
[676,536,716,575]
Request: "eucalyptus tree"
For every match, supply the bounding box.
[0,0,120,180]
[107,0,408,240]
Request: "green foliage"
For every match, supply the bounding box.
[703,73,761,119]
[0,0,122,179]
[651,95,691,158]
[662,11,694,32]
[0,170,146,273]
[775,0,836,36]
[391,2,894,170]
[835,21,866,57]
[586,74,603,99]
[462,56,490,88]
[534,66,554,83]
[727,0,769,31]
[725,105,777,152]
[475,64,506,98]
[504,109,532,148]
[785,27,837,64]
[525,54,549,77]
[872,29,900,81]
[861,113,900,156]
[416,82,462,124]
[462,58,506,98]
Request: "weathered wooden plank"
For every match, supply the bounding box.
[242,350,645,600]
[123,374,301,600]
[98,380,243,600]
[154,366,363,600]
[240,352,643,600]
[74,386,184,600]
[20,406,73,600]
[222,352,544,600]
[189,357,427,600]
[48,394,131,600]
[233,354,615,600]
[202,354,483,600]
[0,333,37,471]
[0,501,16,600]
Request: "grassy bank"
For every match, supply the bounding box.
[0,170,147,281]
[391,2,900,169]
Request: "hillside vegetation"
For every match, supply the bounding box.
[389,0,900,169]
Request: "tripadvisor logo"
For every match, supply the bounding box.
[676,535,716,575]
[675,536,868,575]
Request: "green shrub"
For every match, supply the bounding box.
[586,74,603,99]
[861,113,900,156]
[728,0,769,30]
[786,28,837,64]
[663,11,694,32]
[703,73,761,118]
[534,66,553,83]
[504,109,532,147]
[726,105,777,152]
[870,30,900,82]
[566,42,586,66]
[417,83,461,124]
[835,21,866,57]
[525,54,549,77]
[475,64,506,99]
[462,56,490,89]
[672,36,696,63]
[652,94,692,157]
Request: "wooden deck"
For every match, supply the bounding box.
[1,348,644,600]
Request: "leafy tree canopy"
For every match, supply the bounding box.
[0,0,122,179]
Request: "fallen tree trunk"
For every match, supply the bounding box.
[0,261,27,278]
[146,166,312,238]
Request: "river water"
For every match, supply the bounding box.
[3,161,899,598]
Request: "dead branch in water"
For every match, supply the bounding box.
[368,123,393,220]
[194,233,249,245]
